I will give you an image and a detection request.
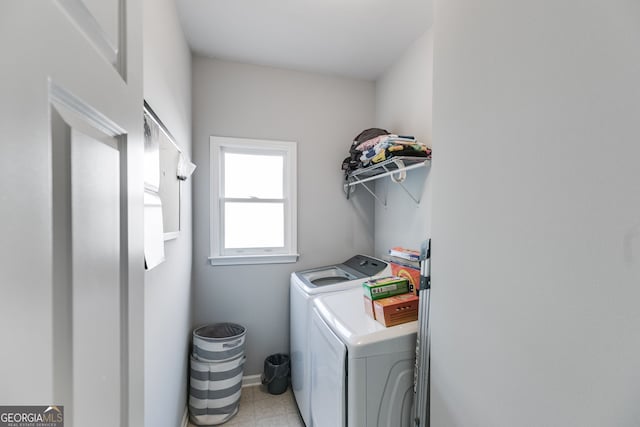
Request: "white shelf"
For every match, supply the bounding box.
[344,156,430,206]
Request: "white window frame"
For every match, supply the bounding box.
[209,136,299,266]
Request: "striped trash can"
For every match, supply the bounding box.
[189,323,247,426]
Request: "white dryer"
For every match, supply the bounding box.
[290,255,390,426]
[309,287,417,426]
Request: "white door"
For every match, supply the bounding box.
[0,2,144,427]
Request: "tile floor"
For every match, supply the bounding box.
[189,385,305,427]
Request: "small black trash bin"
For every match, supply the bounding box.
[261,353,290,395]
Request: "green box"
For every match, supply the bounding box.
[362,276,409,300]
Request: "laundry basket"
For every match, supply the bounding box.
[189,323,247,426]
[192,323,246,362]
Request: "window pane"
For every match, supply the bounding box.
[224,152,283,199]
[224,202,284,249]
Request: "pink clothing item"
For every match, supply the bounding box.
[354,134,396,152]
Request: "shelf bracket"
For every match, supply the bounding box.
[359,180,387,206]
[396,179,422,204]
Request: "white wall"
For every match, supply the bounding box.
[192,57,376,374]
[143,0,193,426]
[431,1,640,425]
[374,29,434,256]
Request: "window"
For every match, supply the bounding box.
[209,136,298,265]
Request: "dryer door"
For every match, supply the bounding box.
[309,307,346,427]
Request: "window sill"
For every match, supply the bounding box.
[208,253,300,266]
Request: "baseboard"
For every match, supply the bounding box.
[180,406,189,427]
[242,374,262,387]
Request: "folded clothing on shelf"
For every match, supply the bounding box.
[342,128,432,181]
[362,139,431,166]
[341,128,390,175]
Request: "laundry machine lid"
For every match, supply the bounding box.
[292,255,390,295]
[313,288,417,358]
[299,265,359,286]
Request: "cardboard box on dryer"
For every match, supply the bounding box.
[389,262,421,295]
[373,294,419,327]
[362,276,409,300]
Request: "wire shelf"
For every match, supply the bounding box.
[344,156,431,205]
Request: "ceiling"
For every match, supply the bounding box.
[176,0,432,80]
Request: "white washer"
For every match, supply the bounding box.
[309,287,417,426]
[290,255,390,426]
